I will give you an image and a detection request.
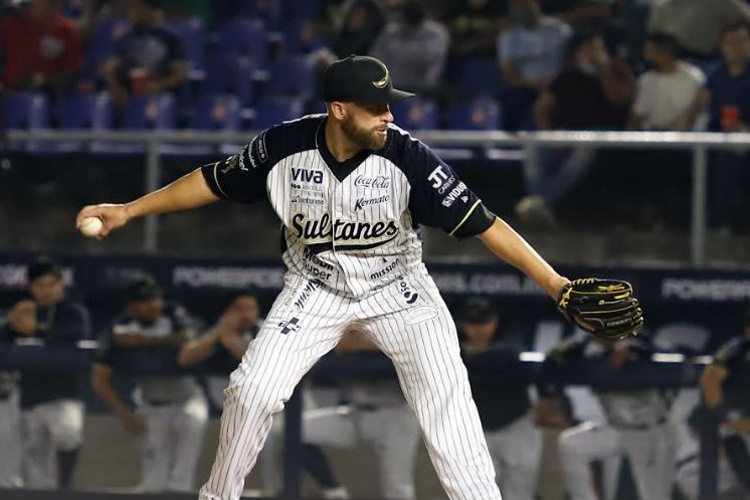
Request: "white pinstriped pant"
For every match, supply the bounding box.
[198,266,501,500]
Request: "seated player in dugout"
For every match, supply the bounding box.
[91,277,208,493]
[458,296,542,500]
[178,289,348,499]
[700,307,750,495]
[0,258,91,490]
[537,330,677,500]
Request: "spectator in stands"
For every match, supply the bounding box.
[630,32,705,131]
[328,0,386,59]
[442,0,506,59]
[699,307,750,496]
[0,0,83,93]
[458,297,541,500]
[538,0,613,30]
[538,331,678,500]
[103,0,187,110]
[0,258,91,490]
[369,1,449,93]
[517,30,634,227]
[700,21,750,232]
[91,277,208,493]
[498,0,571,130]
[648,0,750,60]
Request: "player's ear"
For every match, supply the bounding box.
[328,101,347,121]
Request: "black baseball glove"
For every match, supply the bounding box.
[557,278,644,341]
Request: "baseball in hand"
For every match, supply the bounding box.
[79,216,104,238]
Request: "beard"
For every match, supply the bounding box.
[341,114,387,150]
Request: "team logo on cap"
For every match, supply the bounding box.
[372,66,390,89]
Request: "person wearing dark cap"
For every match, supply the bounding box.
[91,276,208,492]
[77,49,624,500]
[103,0,187,109]
[0,258,91,490]
[459,297,541,500]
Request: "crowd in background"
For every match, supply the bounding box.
[2,0,750,234]
[0,257,749,499]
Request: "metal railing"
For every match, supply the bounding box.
[8,129,750,266]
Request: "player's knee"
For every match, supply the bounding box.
[226,380,284,417]
[53,421,83,451]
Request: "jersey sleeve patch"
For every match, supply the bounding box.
[200,129,276,204]
[395,134,495,238]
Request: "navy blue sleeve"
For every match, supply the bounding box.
[391,132,495,238]
[712,337,750,369]
[49,301,91,343]
[201,128,277,204]
[537,331,590,397]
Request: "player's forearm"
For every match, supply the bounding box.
[219,334,249,361]
[178,331,219,367]
[479,217,568,299]
[125,168,219,220]
[700,366,726,408]
[91,367,132,418]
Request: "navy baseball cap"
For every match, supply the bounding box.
[126,277,163,302]
[461,297,498,324]
[323,55,415,104]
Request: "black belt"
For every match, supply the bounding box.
[0,390,12,401]
[144,399,177,407]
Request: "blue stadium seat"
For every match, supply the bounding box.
[237,0,284,27]
[286,0,323,22]
[391,98,439,130]
[448,97,502,130]
[204,55,257,106]
[163,94,241,156]
[164,18,207,79]
[57,92,114,153]
[108,94,176,154]
[266,57,314,100]
[282,20,327,55]
[253,98,304,129]
[217,19,269,68]
[81,19,132,83]
[3,92,50,152]
[459,58,503,96]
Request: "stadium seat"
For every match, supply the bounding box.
[3,92,50,153]
[282,20,327,55]
[237,0,284,27]
[204,55,257,106]
[164,18,207,79]
[81,19,132,83]
[163,94,241,156]
[57,92,114,153]
[265,57,314,100]
[391,98,439,130]
[217,19,269,69]
[111,94,176,154]
[459,58,504,96]
[448,97,502,130]
[253,98,305,129]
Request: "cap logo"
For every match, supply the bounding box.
[372,66,389,89]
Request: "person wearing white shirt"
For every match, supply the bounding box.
[630,32,705,131]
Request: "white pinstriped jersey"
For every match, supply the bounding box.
[202,115,494,299]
